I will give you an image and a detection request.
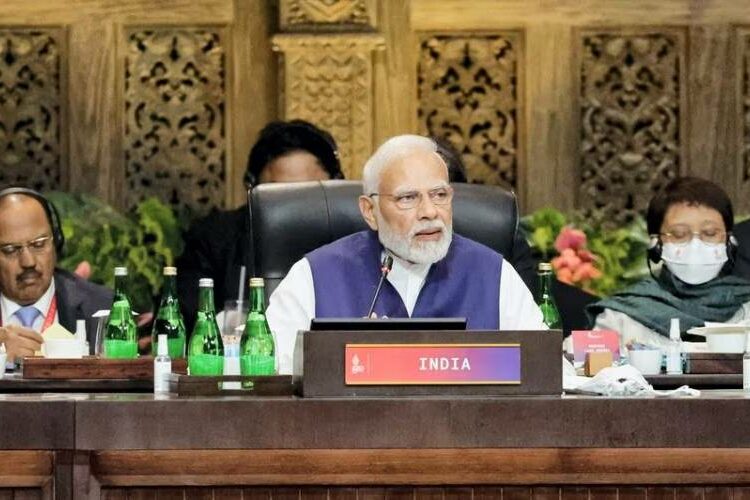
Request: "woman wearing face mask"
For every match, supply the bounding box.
[586,176,750,352]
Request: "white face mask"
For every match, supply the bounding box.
[661,238,728,285]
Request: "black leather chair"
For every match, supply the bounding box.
[247,179,597,335]
[248,180,526,300]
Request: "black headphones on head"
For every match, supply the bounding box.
[0,187,65,255]
[244,120,343,188]
[647,233,738,266]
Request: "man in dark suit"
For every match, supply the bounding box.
[0,188,112,361]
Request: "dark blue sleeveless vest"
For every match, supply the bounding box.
[306,230,502,329]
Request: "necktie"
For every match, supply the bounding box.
[15,306,41,328]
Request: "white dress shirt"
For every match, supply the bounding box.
[0,281,58,332]
[267,254,546,374]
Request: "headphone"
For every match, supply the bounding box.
[0,187,65,255]
[244,120,343,188]
[647,233,738,267]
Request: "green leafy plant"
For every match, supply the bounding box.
[46,192,183,313]
[522,208,650,297]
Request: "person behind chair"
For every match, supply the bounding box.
[587,176,750,352]
[433,136,538,295]
[0,188,113,361]
[176,120,344,328]
[267,135,546,374]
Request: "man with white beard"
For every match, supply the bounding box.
[267,135,545,374]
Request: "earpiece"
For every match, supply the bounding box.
[0,187,65,255]
[647,233,738,267]
[647,235,662,264]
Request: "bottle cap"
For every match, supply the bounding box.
[198,278,214,288]
[157,334,169,357]
[538,262,552,272]
[163,266,177,276]
[114,267,128,276]
[249,277,265,288]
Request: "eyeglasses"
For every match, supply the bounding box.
[658,226,727,245]
[369,186,454,211]
[0,235,54,258]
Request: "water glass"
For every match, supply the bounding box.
[221,300,247,357]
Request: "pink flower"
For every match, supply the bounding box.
[572,262,602,282]
[556,267,574,285]
[74,261,91,280]
[554,226,587,253]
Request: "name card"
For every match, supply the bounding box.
[571,329,620,363]
[344,343,521,385]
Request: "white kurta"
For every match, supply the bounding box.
[267,253,547,374]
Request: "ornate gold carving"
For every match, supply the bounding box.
[580,32,682,224]
[125,28,226,218]
[280,0,375,30]
[418,34,519,188]
[273,34,384,180]
[0,29,62,191]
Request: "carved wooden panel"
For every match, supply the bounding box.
[273,34,384,180]
[124,27,226,218]
[279,0,376,30]
[579,31,684,224]
[0,28,63,192]
[418,34,520,188]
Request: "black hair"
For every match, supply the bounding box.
[244,119,343,188]
[646,176,734,235]
[433,136,468,183]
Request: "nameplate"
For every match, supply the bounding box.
[344,343,521,385]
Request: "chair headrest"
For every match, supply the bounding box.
[248,180,519,296]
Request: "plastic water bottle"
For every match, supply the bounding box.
[666,318,683,375]
[154,334,172,395]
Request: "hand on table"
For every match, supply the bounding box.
[0,325,44,362]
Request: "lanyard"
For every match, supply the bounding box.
[0,295,58,332]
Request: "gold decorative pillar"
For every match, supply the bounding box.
[274,1,383,180]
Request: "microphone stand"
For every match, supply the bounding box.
[366,254,394,318]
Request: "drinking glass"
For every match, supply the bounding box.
[221,300,247,358]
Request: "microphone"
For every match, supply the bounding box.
[366,254,394,318]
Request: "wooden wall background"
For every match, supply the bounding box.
[2,0,750,224]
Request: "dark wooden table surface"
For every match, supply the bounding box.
[2,391,750,499]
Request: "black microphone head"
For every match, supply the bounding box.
[382,255,394,275]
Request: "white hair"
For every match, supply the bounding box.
[361,135,441,194]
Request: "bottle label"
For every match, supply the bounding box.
[103,339,138,359]
[666,347,682,375]
[154,360,172,393]
[240,354,275,376]
[189,353,224,376]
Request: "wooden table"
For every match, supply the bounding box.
[2,391,750,499]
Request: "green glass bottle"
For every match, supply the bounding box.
[240,278,276,375]
[103,267,138,359]
[538,262,562,330]
[188,278,224,375]
[151,266,186,359]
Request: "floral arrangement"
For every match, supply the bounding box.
[522,208,650,297]
[550,226,602,290]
